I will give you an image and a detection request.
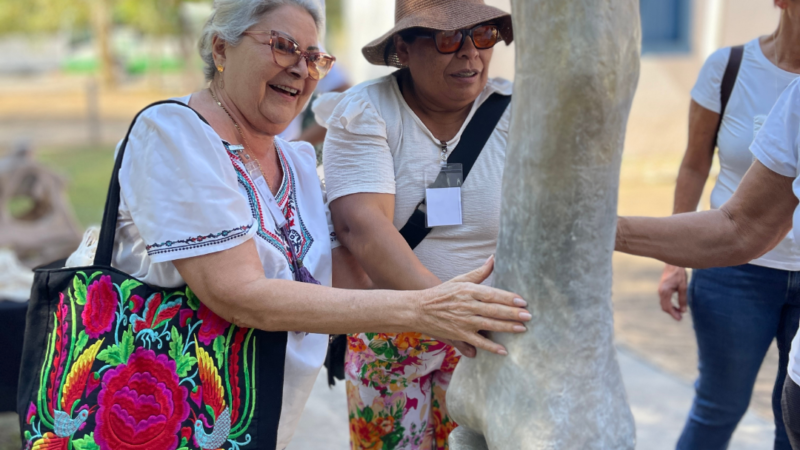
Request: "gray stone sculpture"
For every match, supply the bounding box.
[447,1,641,448]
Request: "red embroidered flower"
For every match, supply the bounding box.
[94,348,189,450]
[180,426,192,443]
[82,275,118,338]
[197,303,229,345]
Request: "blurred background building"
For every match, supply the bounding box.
[0,1,787,449]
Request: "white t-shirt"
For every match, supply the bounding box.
[750,78,800,386]
[692,38,800,270]
[111,95,335,449]
[314,72,512,283]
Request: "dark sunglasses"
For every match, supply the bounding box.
[420,24,502,55]
[242,30,336,80]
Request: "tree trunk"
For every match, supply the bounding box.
[446,1,641,448]
[91,0,115,88]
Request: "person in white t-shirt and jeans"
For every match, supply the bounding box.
[617,75,800,450]
[656,1,800,448]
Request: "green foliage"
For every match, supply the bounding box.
[96,327,134,366]
[212,335,226,368]
[0,0,91,34]
[73,276,87,306]
[72,331,89,360]
[72,432,100,450]
[186,287,200,311]
[0,0,210,36]
[119,279,142,304]
[169,326,197,377]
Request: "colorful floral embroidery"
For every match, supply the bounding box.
[226,142,314,270]
[23,271,258,450]
[145,224,254,257]
[346,333,461,449]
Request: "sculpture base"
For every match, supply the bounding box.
[449,427,489,450]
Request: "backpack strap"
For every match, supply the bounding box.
[94,100,209,266]
[715,45,744,149]
[399,93,511,250]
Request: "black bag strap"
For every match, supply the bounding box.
[94,100,210,266]
[399,93,511,250]
[715,45,744,148]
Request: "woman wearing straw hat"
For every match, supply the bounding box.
[314,0,514,447]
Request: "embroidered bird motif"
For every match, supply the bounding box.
[52,409,89,438]
[193,338,230,449]
[194,407,231,450]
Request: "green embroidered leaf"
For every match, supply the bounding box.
[174,354,197,378]
[73,276,87,306]
[186,287,199,311]
[24,430,31,441]
[212,335,225,368]
[362,406,374,423]
[72,331,89,360]
[179,437,188,447]
[364,332,376,340]
[119,279,142,303]
[205,404,216,421]
[97,328,134,366]
[72,432,100,450]
[169,326,183,360]
[88,271,103,282]
[177,447,189,450]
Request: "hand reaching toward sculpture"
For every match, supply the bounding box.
[658,264,689,321]
[418,256,530,356]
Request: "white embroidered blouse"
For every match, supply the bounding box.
[110,94,335,449]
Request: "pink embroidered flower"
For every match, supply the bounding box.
[179,309,193,328]
[26,402,36,424]
[94,348,189,450]
[82,275,117,338]
[197,303,228,345]
[129,294,144,314]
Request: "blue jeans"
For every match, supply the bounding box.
[677,264,800,450]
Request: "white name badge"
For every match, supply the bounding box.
[426,187,462,227]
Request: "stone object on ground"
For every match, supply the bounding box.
[0,143,82,268]
[447,0,641,448]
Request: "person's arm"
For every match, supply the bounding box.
[330,193,441,290]
[331,246,375,290]
[658,100,718,320]
[173,240,530,355]
[616,161,796,268]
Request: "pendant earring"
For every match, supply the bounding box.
[216,64,224,73]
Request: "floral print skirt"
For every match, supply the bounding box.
[345,332,461,449]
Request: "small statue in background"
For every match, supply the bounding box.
[0,142,82,269]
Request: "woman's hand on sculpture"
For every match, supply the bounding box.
[417,256,530,356]
[658,264,688,321]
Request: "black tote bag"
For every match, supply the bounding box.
[17,100,287,450]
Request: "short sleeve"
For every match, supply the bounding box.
[750,79,800,178]
[690,47,732,114]
[314,90,396,203]
[119,103,257,263]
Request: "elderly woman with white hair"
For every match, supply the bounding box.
[20,1,531,449]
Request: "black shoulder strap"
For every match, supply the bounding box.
[94,100,209,266]
[399,93,511,250]
[715,45,744,148]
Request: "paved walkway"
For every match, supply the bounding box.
[286,344,773,450]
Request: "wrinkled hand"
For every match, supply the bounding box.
[417,256,530,356]
[658,264,688,321]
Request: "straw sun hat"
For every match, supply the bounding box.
[362,0,514,67]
